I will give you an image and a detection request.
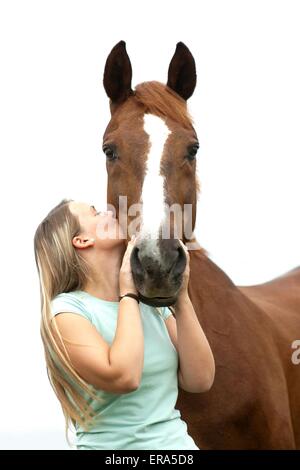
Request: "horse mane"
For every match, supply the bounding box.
[134,81,194,129]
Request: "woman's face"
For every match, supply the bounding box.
[69,201,125,251]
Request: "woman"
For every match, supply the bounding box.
[34,198,215,450]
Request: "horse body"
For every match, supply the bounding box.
[176,249,300,449]
[102,41,300,448]
[238,267,300,447]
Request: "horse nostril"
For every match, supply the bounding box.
[131,246,139,263]
[131,246,143,277]
[171,245,187,277]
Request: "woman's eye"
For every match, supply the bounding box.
[103,147,117,161]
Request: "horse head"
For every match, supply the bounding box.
[103,41,200,307]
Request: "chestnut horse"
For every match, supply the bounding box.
[102,41,300,449]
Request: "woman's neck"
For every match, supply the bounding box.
[82,244,125,302]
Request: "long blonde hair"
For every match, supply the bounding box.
[34,198,103,446]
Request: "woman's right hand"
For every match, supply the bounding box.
[119,235,138,296]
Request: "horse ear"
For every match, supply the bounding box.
[167,42,196,100]
[103,41,133,105]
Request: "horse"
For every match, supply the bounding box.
[101,40,300,449]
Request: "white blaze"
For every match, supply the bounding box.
[141,114,171,240]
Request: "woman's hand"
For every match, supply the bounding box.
[176,239,190,303]
[119,235,138,296]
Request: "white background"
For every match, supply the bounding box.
[0,0,299,449]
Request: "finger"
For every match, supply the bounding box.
[180,241,190,263]
[127,242,135,253]
[126,237,135,249]
[179,239,188,252]
[130,233,142,244]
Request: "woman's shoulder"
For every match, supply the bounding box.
[51,289,84,305]
[50,290,92,321]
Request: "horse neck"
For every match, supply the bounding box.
[187,248,258,334]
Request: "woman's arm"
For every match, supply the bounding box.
[165,241,215,393]
[109,296,144,389]
[52,310,142,394]
[175,295,215,393]
[109,234,144,388]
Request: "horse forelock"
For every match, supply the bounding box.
[134,81,194,129]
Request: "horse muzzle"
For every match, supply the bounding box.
[130,238,186,307]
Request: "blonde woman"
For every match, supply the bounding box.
[34,198,215,450]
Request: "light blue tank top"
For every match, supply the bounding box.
[50,290,199,450]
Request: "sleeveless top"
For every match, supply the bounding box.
[50,290,199,450]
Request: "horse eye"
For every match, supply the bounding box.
[186,145,199,161]
[103,146,117,161]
